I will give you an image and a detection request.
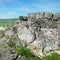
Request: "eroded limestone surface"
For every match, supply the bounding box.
[3,12,60,57]
[16,12,60,57]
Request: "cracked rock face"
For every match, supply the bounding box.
[16,12,60,57]
[17,24,36,44]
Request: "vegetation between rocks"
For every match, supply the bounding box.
[6,35,60,60]
[16,45,60,60]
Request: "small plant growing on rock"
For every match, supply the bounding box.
[16,45,41,60]
[16,45,34,57]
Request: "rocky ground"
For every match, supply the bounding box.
[17,12,60,57]
[0,12,60,60]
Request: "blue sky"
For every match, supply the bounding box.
[0,0,60,19]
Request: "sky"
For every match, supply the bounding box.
[0,0,60,19]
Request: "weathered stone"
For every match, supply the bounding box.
[53,13,60,20]
[17,24,36,44]
[2,12,60,57]
[19,16,28,21]
[36,13,40,19]
[39,12,44,18]
[5,26,15,36]
[32,21,41,32]
[0,48,18,60]
[28,13,36,19]
[44,12,53,20]
[16,12,60,57]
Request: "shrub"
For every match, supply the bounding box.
[16,45,41,60]
[16,45,34,57]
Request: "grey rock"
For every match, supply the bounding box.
[28,13,36,19]
[17,12,60,57]
[44,12,53,19]
[1,12,60,57]
[19,16,28,21]
[53,13,60,20]
[17,24,36,44]
[0,48,18,60]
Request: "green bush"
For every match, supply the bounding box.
[16,45,26,56]
[16,45,34,57]
[16,46,41,60]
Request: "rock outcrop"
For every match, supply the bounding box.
[16,12,60,57]
[1,12,60,58]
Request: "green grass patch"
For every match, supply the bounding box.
[16,45,60,60]
[0,44,60,60]
[16,45,34,57]
[16,45,41,60]
[42,53,60,60]
[0,19,17,26]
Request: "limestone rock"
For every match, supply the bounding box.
[36,12,44,19]
[17,24,36,44]
[0,48,18,60]
[5,26,14,36]
[44,12,53,19]
[53,13,60,20]
[2,12,60,57]
[17,12,60,57]
[28,13,36,19]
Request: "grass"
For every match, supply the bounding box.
[16,45,60,60]
[16,45,41,60]
[42,53,60,60]
[0,43,60,60]
[0,19,17,26]
[16,45,34,57]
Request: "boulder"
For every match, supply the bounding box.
[53,13,60,20]
[19,16,28,21]
[44,12,53,20]
[28,13,36,19]
[0,48,18,60]
[17,12,59,56]
[17,24,36,44]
